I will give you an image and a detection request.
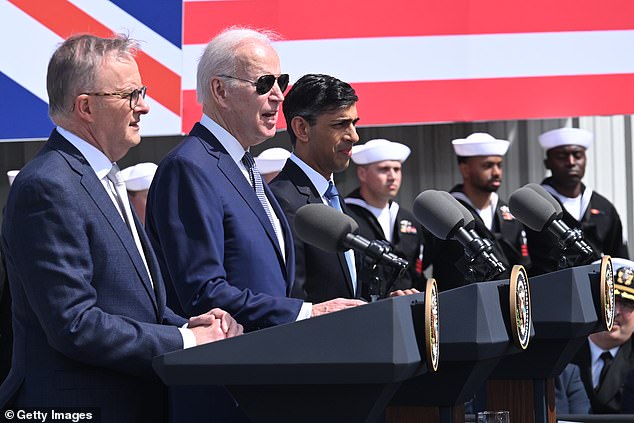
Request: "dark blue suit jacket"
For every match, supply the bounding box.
[146,123,302,332]
[0,130,186,422]
[269,159,356,303]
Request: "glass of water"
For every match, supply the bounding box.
[476,410,509,423]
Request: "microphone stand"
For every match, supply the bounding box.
[554,226,598,269]
[459,231,506,284]
[359,241,405,302]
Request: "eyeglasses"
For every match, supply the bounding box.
[80,86,147,109]
[219,74,289,95]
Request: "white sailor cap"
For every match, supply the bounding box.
[7,170,19,186]
[120,162,158,191]
[451,133,510,157]
[351,139,411,165]
[538,127,593,152]
[254,147,291,174]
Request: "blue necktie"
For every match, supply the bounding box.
[324,181,357,294]
[242,152,280,245]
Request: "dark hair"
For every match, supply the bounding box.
[283,74,358,146]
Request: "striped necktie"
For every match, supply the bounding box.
[241,152,280,244]
[324,181,357,294]
[107,164,153,288]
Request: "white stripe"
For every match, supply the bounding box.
[68,0,182,74]
[182,30,634,90]
[141,96,182,136]
[0,2,62,102]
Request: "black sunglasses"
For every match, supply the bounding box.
[219,74,290,95]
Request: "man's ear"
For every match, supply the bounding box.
[543,157,551,171]
[290,116,310,145]
[458,161,469,180]
[210,77,228,106]
[74,95,95,123]
[357,165,367,183]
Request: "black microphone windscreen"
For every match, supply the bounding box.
[524,183,564,217]
[295,203,359,252]
[413,190,465,240]
[438,191,475,229]
[508,187,559,232]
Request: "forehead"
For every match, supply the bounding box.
[367,160,402,170]
[97,53,139,85]
[548,145,586,156]
[316,103,358,122]
[235,40,280,74]
[465,155,503,166]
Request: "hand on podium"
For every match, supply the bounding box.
[311,298,366,317]
[389,288,420,297]
[189,308,244,344]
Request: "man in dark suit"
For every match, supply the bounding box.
[344,138,425,297]
[269,74,362,303]
[527,127,628,275]
[571,258,634,413]
[146,30,363,332]
[0,34,241,422]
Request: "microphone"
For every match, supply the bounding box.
[294,204,408,270]
[441,191,506,271]
[523,183,563,219]
[508,186,595,261]
[413,190,506,275]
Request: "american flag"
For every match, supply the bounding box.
[2,0,634,141]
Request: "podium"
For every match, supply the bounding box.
[153,292,437,423]
[387,277,532,423]
[486,259,614,423]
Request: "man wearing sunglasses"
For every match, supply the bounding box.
[146,30,363,332]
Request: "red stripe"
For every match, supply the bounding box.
[184,0,634,44]
[183,74,634,131]
[11,0,181,116]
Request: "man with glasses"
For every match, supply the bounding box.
[146,29,363,330]
[570,258,634,413]
[0,34,241,421]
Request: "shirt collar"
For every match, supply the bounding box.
[588,337,620,363]
[56,126,113,179]
[289,153,332,198]
[200,113,247,165]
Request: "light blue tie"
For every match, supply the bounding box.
[324,181,357,294]
[242,152,280,244]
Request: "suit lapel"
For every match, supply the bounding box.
[51,133,159,315]
[284,161,355,297]
[192,124,285,262]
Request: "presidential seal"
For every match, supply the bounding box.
[600,255,615,331]
[509,265,531,350]
[424,278,440,372]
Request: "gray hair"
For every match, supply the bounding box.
[196,27,279,105]
[47,33,139,122]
